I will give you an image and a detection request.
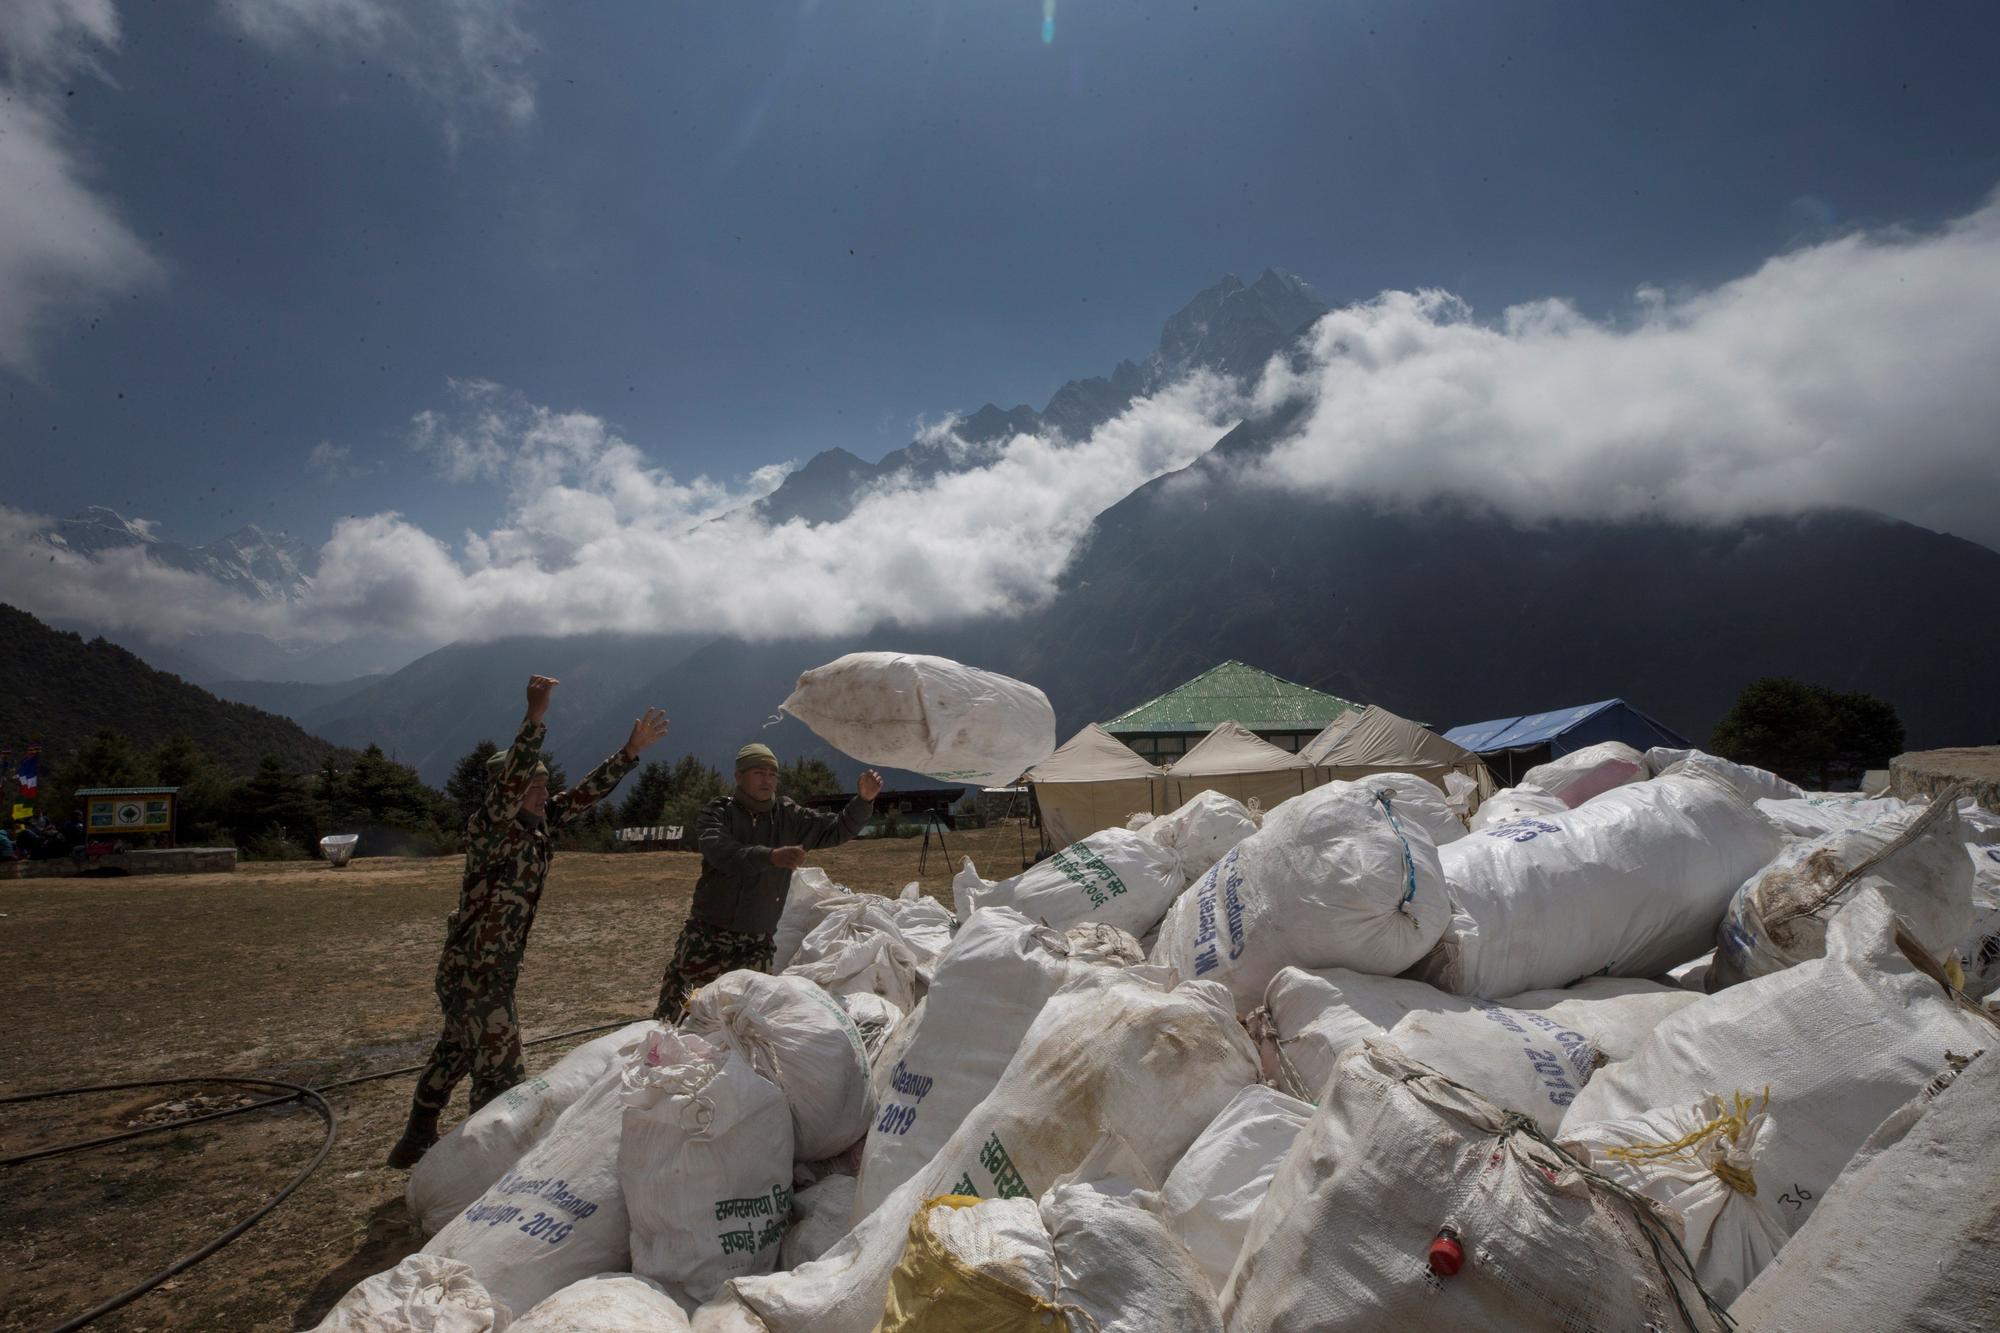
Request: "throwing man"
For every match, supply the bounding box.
[652,743,881,1021]
[388,674,668,1168]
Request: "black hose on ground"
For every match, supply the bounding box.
[0,1016,643,1330]
[4,1076,337,1333]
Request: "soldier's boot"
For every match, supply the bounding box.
[384,1107,441,1169]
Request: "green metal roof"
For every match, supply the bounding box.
[1102,661,1358,735]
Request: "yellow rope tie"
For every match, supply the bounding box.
[1604,1088,1771,1196]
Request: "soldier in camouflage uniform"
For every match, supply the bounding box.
[652,743,882,1021]
[386,675,668,1168]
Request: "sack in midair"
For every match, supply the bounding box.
[780,652,1056,787]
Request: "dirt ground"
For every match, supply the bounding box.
[0,825,1035,1331]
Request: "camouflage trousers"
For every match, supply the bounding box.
[412,947,525,1115]
[653,918,775,1022]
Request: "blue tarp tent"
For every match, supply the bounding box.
[1442,699,1691,785]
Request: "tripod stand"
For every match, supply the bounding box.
[916,808,953,877]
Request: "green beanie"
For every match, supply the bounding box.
[735,743,780,773]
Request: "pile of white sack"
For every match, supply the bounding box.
[318,724,1998,1332]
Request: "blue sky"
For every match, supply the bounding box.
[4,1,1999,590]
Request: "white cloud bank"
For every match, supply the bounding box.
[1246,192,2000,547]
[0,0,160,375]
[8,191,2000,653]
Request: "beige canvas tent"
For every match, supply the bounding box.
[1163,720,1317,813]
[1299,705,1496,803]
[1024,723,1165,847]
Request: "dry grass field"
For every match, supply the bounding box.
[0,826,1034,1331]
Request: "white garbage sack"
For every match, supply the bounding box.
[1727,1050,1999,1332]
[683,972,874,1161]
[618,1026,795,1300]
[1159,1085,1312,1294]
[1261,965,1699,1127]
[785,931,921,1013]
[1520,740,1648,807]
[1220,1041,1723,1332]
[1062,919,1147,965]
[422,1065,632,1320]
[1951,842,2000,995]
[779,1175,858,1270]
[1467,784,1567,833]
[779,652,1056,788]
[1350,771,1467,846]
[874,1170,1223,1332]
[851,908,1109,1221]
[701,972,1259,1333]
[1647,748,1804,802]
[1755,791,1908,840]
[1562,1091,1790,1305]
[1959,798,2000,844]
[885,884,955,969]
[836,991,904,1064]
[1150,778,1450,1013]
[1135,789,1260,879]
[1414,765,1785,997]
[1564,889,1997,1235]
[408,1021,655,1236]
[311,1254,505,1332]
[1663,949,1714,992]
[771,869,846,973]
[1712,797,1971,988]
[954,829,1187,938]
[510,1273,692,1332]
[1441,769,1479,820]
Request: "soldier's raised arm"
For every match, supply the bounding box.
[550,707,668,828]
[470,675,556,839]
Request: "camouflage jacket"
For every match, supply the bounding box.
[440,717,636,974]
[690,792,874,936]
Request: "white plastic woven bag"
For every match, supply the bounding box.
[408,1021,654,1236]
[311,1255,504,1332]
[509,1273,692,1331]
[1151,778,1448,1013]
[421,1065,632,1320]
[619,1026,795,1300]
[1520,740,1647,807]
[1220,1042,1724,1332]
[1159,1085,1312,1294]
[779,1175,857,1270]
[780,652,1056,787]
[683,971,874,1160]
[954,829,1187,938]
[701,973,1258,1333]
[1135,789,1260,879]
[1562,1091,1789,1305]
[1467,784,1566,833]
[1564,888,1997,1235]
[1712,797,1971,988]
[1416,765,1784,997]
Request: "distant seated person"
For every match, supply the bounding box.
[60,812,85,850]
[0,824,16,860]
[17,816,57,859]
